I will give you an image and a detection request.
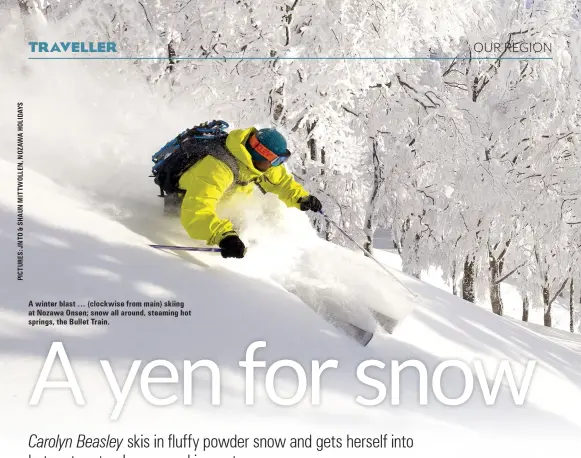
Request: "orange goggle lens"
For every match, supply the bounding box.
[249,135,290,166]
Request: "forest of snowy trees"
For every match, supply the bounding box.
[9,0,581,331]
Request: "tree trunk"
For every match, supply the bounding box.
[570,279,575,333]
[490,281,503,315]
[543,283,552,327]
[579,284,581,332]
[167,41,176,73]
[410,232,421,279]
[452,261,458,296]
[363,137,383,255]
[363,217,373,254]
[489,252,503,315]
[462,256,475,303]
[399,218,421,279]
[324,218,331,242]
[522,293,529,322]
[543,278,570,328]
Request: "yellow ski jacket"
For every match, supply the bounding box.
[178,127,310,245]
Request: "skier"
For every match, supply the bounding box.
[171,126,322,259]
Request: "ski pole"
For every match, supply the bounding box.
[318,211,420,299]
[149,244,222,252]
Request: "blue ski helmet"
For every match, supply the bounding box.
[246,128,288,163]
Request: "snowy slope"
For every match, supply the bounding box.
[374,249,581,353]
[374,248,580,334]
[509,318,581,355]
[1,160,581,457]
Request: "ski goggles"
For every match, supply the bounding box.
[248,134,291,166]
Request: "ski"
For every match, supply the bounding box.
[150,244,221,252]
[326,314,375,346]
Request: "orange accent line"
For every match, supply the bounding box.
[249,135,278,161]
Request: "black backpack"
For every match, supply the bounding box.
[151,120,241,197]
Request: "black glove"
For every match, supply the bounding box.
[299,195,322,213]
[219,234,246,259]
